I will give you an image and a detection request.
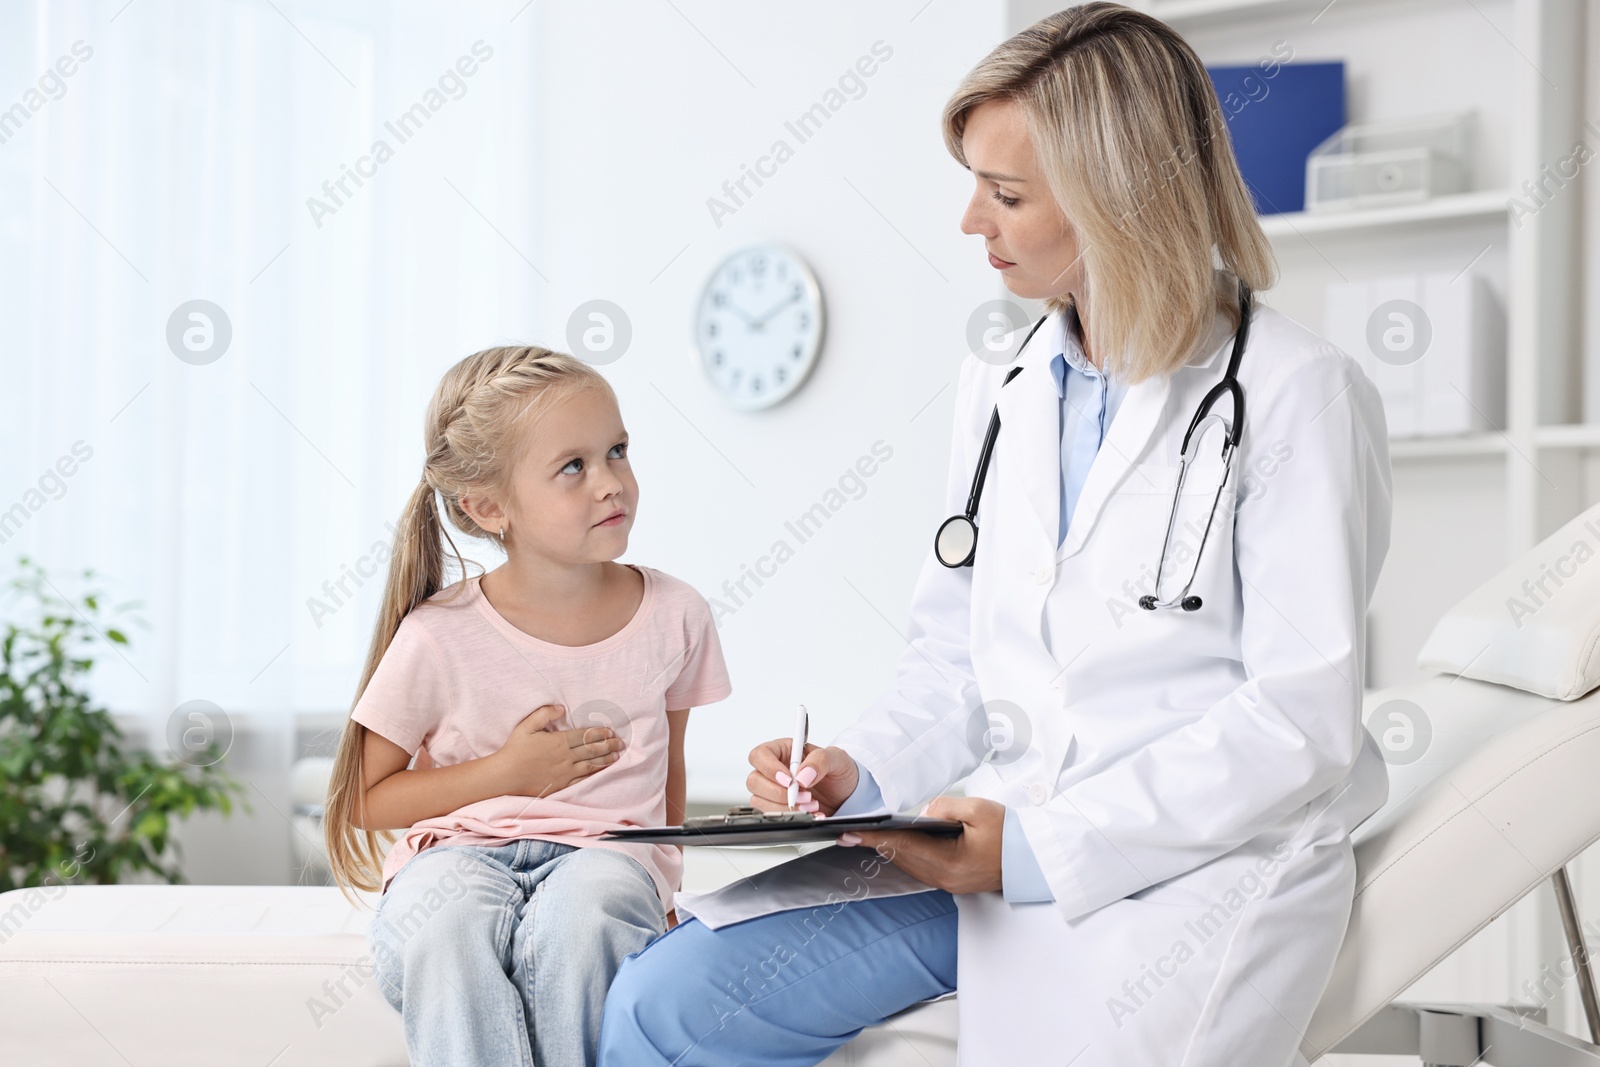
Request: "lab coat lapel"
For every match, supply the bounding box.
[1057,372,1171,559]
[990,280,1237,560]
[993,318,1065,554]
[1057,284,1236,560]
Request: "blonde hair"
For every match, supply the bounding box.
[324,345,615,904]
[942,2,1276,383]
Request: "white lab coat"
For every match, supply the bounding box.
[831,269,1393,1066]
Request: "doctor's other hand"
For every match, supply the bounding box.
[746,741,859,816]
[838,796,1005,895]
[490,703,624,798]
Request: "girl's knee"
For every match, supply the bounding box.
[518,854,665,978]
[369,849,510,963]
[558,847,664,924]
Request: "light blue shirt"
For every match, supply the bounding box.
[833,305,1129,903]
[1052,302,1131,548]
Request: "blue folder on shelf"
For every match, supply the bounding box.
[1206,60,1345,215]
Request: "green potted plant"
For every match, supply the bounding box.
[0,556,249,892]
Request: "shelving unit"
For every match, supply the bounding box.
[1149,0,1383,24]
[1540,423,1600,449]
[1141,0,1590,562]
[1256,189,1510,239]
[1389,432,1509,461]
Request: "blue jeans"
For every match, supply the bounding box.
[598,888,959,1066]
[368,839,665,1067]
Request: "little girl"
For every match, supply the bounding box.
[324,345,733,1067]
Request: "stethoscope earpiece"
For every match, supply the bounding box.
[1138,594,1201,611]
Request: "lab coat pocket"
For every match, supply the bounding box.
[1124,870,1211,910]
[1127,459,1234,560]
[1120,457,1228,549]
[1097,459,1241,636]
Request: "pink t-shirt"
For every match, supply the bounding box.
[350,564,732,912]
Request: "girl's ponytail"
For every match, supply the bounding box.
[323,475,453,900]
[324,345,614,904]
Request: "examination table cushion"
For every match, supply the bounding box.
[1418,498,1600,701]
[1304,674,1600,1059]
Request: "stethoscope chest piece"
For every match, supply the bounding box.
[933,348,1035,570]
[935,514,979,568]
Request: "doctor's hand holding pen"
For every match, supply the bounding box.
[745,737,1007,895]
[746,740,857,815]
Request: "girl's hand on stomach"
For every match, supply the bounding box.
[491,703,624,797]
[746,741,859,816]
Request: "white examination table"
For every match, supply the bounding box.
[5,505,1600,1064]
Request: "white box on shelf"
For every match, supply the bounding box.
[1306,111,1472,213]
[1323,271,1505,439]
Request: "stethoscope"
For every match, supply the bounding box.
[934,280,1254,613]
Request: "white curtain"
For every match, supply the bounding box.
[1,0,541,735]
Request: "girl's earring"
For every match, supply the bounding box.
[499,526,506,543]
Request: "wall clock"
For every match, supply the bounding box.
[694,245,824,410]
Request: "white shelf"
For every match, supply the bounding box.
[1148,0,1379,26]
[1389,434,1510,460]
[1385,424,1600,459]
[1536,424,1600,449]
[1258,190,1510,239]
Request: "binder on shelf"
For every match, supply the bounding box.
[1206,60,1344,215]
[1323,271,1506,440]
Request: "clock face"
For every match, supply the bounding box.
[695,245,824,410]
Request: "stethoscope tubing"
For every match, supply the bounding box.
[936,280,1255,602]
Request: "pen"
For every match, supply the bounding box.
[787,704,808,810]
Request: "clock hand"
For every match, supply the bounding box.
[747,290,802,330]
[721,301,757,327]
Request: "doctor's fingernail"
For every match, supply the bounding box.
[797,767,818,787]
[839,833,861,847]
[776,770,791,786]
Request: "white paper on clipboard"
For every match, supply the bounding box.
[673,844,941,930]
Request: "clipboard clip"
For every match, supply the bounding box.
[681,804,817,830]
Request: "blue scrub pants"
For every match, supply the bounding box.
[598,888,959,1066]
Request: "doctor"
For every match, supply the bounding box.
[599,4,1392,1065]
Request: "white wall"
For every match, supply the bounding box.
[522,0,1009,798]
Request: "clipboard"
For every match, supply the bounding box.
[600,805,964,847]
